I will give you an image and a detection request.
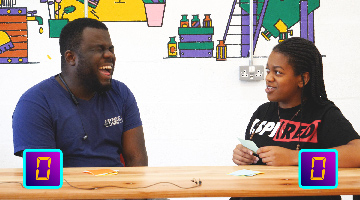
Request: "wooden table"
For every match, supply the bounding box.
[1,166,360,199]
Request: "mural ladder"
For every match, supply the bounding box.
[223,0,267,58]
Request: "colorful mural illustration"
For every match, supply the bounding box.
[0,0,166,64]
[45,0,166,37]
[168,14,215,58]
[166,1,320,60]
[0,1,43,64]
[48,0,145,22]
[219,0,320,60]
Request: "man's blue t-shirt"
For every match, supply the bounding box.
[13,76,142,167]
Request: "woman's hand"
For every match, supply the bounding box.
[233,144,259,165]
[257,146,298,166]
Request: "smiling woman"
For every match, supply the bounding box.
[265,51,306,109]
[231,37,360,200]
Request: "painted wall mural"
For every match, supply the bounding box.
[165,0,320,61]
[0,0,320,64]
[220,0,320,60]
[166,14,215,59]
[0,2,43,64]
[0,0,166,64]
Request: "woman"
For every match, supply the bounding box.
[232,37,360,200]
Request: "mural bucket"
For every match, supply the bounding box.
[144,3,165,27]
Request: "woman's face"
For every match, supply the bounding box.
[265,51,303,108]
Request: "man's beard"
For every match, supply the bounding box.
[95,79,112,94]
[76,59,113,94]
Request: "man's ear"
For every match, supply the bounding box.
[298,72,310,88]
[65,50,76,66]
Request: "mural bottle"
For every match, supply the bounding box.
[168,37,177,58]
[191,15,201,28]
[203,14,212,27]
[180,15,189,27]
[216,40,227,61]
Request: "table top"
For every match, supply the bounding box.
[1,166,360,199]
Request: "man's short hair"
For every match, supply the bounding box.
[59,18,108,68]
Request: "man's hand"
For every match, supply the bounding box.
[257,146,298,166]
[233,144,259,165]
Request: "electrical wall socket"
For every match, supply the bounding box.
[239,65,264,81]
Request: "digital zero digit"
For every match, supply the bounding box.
[310,157,326,181]
[36,157,51,180]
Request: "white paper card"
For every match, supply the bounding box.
[228,169,263,176]
[237,138,259,153]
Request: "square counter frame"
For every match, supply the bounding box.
[298,149,338,189]
[23,149,63,189]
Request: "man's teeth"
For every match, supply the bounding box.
[99,66,112,70]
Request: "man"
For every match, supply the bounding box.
[13,18,148,167]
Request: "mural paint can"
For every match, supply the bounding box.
[216,40,227,61]
[180,14,189,28]
[203,14,212,27]
[191,15,200,28]
[168,36,177,57]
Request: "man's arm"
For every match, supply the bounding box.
[121,126,148,167]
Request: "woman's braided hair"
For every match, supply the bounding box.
[272,37,328,106]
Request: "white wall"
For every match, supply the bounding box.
[0,0,359,199]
